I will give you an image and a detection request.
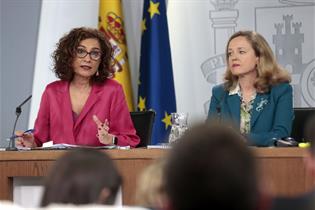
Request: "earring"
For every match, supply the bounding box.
[96,71,99,76]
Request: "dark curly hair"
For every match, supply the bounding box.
[52,27,113,83]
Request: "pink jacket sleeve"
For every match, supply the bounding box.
[108,84,140,147]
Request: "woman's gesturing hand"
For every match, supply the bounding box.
[93,115,115,145]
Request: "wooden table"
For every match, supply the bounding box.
[0,148,313,205]
[254,147,313,197]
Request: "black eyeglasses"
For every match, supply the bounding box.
[76,48,101,61]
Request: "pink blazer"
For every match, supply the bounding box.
[33,80,140,147]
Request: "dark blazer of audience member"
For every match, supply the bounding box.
[16,27,140,148]
[40,149,122,206]
[164,122,259,210]
[271,114,315,210]
[208,30,293,147]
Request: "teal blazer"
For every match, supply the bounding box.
[208,83,294,146]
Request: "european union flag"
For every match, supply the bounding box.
[137,0,176,145]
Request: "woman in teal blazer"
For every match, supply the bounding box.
[208,31,293,146]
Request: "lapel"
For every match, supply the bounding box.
[73,83,103,131]
[251,93,269,127]
[226,94,241,125]
[56,81,74,139]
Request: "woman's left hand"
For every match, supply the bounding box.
[93,115,114,145]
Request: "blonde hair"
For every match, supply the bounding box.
[135,159,166,208]
[224,30,291,93]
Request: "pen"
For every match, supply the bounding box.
[10,129,34,139]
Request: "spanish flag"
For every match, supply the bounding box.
[99,0,134,111]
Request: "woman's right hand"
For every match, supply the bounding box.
[15,130,36,148]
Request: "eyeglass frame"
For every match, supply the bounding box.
[75,47,102,61]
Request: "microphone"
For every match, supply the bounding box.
[274,137,299,147]
[216,106,221,121]
[6,95,32,151]
[216,92,225,122]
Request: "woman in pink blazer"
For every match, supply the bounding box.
[16,27,140,148]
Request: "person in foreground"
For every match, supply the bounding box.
[40,148,122,206]
[271,115,315,210]
[16,27,140,148]
[135,159,167,209]
[164,122,260,210]
[208,30,293,146]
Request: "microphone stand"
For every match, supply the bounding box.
[216,106,221,122]
[6,95,32,151]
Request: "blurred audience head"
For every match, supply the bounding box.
[40,148,122,207]
[164,122,258,210]
[135,159,166,209]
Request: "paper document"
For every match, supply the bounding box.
[27,141,117,150]
[40,143,116,150]
[147,144,171,149]
[13,141,130,150]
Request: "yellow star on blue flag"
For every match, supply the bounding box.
[137,0,176,144]
[162,112,172,129]
[148,0,160,19]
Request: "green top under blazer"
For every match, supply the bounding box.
[208,82,294,146]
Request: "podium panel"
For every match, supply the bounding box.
[0,148,313,205]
